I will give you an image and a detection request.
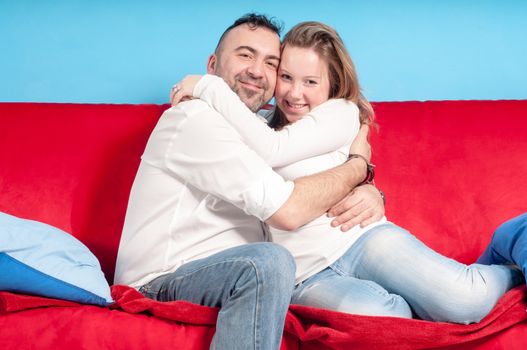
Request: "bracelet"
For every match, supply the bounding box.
[347,154,375,185]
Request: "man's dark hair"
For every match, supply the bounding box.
[214,13,283,54]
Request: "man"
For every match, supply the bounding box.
[115,14,381,350]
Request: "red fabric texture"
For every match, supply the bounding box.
[0,290,79,314]
[370,100,527,264]
[285,287,527,349]
[0,298,217,350]
[0,286,221,325]
[1,101,527,349]
[1,285,526,349]
[0,103,166,282]
[109,285,219,325]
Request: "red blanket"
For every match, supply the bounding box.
[1,285,526,349]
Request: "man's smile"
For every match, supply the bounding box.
[240,80,264,91]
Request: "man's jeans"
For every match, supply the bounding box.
[139,242,296,350]
[292,223,523,324]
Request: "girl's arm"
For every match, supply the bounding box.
[193,74,360,168]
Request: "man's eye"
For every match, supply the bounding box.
[267,62,278,69]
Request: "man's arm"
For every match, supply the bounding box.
[267,157,367,230]
[267,124,372,231]
[162,105,371,230]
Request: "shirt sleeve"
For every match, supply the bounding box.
[154,102,294,221]
[194,74,361,168]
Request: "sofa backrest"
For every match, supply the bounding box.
[1,100,526,283]
[0,103,166,283]
[370,100,527,263]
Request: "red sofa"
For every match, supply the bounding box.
[1,100,526,349]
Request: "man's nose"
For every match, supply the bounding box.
[247,59,265,79]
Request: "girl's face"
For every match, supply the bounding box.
[275,45,331,124]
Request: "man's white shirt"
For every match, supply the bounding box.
[114,100,294,287]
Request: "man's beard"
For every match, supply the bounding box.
[231,72,269,112]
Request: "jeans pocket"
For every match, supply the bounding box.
[138,275,166,299]
[138,283,153,298]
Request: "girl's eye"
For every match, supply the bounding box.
[307,80,318,85]
[281,74,292,81]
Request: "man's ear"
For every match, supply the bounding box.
[207,54,217,74]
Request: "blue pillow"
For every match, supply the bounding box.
[0,212,112,306]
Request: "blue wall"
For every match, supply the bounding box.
[1,0,526,103]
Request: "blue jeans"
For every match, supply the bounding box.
[139,243,296,350]
[478,213,527,279]
[292,223,523,324]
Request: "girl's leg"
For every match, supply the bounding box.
[292,266,412,318]
[477,213,527,279]
[335,223,523,324]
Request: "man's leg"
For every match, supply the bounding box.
[477,213,527,278]
[333,223,523,324]
[140,242,296,350]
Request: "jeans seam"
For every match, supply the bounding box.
[329,262,348,277]
[252,259,261,350]
[175,258,257,279]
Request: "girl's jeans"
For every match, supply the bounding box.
[292,223,523,324]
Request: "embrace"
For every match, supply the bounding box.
[114,13,527,350]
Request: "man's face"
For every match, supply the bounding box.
[208,24,280,112]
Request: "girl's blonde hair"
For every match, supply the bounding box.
[270,21,375,129]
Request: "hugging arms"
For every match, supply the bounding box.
[168,20,523,323]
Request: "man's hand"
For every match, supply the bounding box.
[349,124,371,162]
[327,184,384,231]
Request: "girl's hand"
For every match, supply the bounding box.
[170,75,203,105]
[348,124,371,162]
